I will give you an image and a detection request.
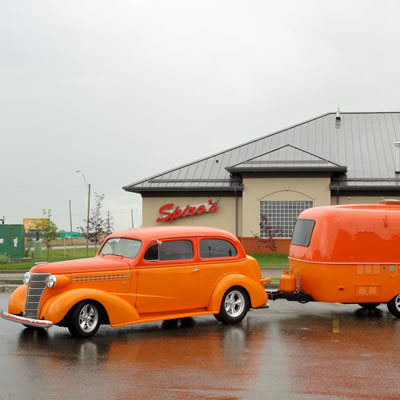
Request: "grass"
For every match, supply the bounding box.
[1,248,97,271]
[1,248,288,272]
[249,253,289,267]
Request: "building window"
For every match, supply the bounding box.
[259,201,313,239]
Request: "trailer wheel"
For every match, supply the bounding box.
[358,303,380,310]
[215,287,249,324]
[387,295,400,318]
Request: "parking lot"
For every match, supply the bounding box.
[1,294,400,399]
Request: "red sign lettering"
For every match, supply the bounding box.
[156,200,219,224]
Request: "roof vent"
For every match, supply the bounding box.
[395,142,400,173]
[336,107,341,121]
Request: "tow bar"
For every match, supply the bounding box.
[267,290,314,303]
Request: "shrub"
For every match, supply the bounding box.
[0,254,9,264]
[25,238,34,258]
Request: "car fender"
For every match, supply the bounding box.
[8,285,27,315]
[39,288,139,326]
[207,274,268,312]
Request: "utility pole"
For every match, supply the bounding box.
[69,200,73,232]
[76,170,91,257]
[131,209,134,229]
[69,200,76,256]
[86,183,91,257]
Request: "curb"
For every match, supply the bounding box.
[265,284,279,289]
[0,270,27,274]
[0,280,22,285]
[0,285,19,294]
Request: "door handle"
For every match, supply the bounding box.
[192,268,200,272]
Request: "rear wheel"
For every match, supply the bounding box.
[68,301,101,338]
[358,303,380,310]
[215,287,249,324]
[387,295,400,318]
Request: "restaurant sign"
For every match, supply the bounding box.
[156,199,219,224]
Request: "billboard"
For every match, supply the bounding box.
[23,218,50,232]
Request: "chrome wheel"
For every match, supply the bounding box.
[224,290,245,318]
[68,301,102,338]
[79,304,99,333]
[215,286,249,324]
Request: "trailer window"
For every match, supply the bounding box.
[291,219,315,247]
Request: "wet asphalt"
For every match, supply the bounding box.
[1,294,400,400]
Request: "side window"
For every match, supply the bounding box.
[291,219,315,247]
[144,240,193,261]
[200,239,237,258]
[144,244,159,261]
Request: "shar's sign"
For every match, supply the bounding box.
[23,218,50,232]
[156,199,219,224]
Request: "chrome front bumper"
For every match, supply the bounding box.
[1,310,53,328]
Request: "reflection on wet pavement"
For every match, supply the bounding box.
[1,295,400,399]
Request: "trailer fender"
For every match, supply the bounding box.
[208,274,268,311]
[40,289,139,326]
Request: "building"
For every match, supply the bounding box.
[123,111,400,253]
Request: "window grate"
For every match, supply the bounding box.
[260,201,313,239]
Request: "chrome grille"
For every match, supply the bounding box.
[24,273,49,319]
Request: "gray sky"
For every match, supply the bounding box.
[1,0,400,231]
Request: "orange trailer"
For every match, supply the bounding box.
[269,200,400,317]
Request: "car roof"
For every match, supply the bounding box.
[107,226,238,241]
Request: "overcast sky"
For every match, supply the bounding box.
[1,0,400,231]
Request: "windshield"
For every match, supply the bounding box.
[99,238,142,259]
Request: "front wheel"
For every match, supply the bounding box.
[215,287,249,324]
[387,295,400,318]
[68,301,101,338]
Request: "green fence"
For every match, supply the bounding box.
[0,225,25,258]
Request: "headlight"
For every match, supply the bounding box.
[45,275,57,288]
[23,272,31,285]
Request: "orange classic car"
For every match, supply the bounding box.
[1,226,269,337]
[270,201,400,318]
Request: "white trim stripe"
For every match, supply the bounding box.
[289,257,399,265]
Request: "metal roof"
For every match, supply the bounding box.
[226,144,347,173]
[123,112,400,193]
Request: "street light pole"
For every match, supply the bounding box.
[76,170,91,257]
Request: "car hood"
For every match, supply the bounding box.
[31,256,131,274]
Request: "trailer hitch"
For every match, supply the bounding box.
[267,290,314,303]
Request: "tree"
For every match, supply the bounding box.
[78,193,114,249]
[252,214,282,253]
[35,209,58,261]
[105,210,114,235]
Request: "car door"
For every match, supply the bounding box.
[197,237,242,304]
[136,239,202,314]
